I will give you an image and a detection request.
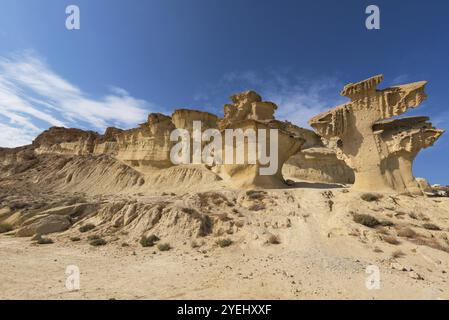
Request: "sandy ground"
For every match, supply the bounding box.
[2,157,449,300]
[1,224,447,300]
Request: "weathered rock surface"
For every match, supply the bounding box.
[283,147,354,184]
[16,215,71,237]
[19,91,314,188]
[216,92,304,187]
[309,75,444,194]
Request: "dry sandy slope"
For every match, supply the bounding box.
[1,187,448,300]
[0,235,445,300]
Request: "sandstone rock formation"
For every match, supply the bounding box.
[14,91,313,188]
[281,126,354,184]
[283,147,355,184]
[216,91,305,187]
[309,75,444,194]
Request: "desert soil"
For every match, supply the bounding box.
[1,187,448,300]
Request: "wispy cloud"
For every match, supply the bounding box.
[194,70,345,128]
[0,52,152,148]
[390,74,410,86]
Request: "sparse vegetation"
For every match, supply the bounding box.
[391,250,405,258]
[121,242,129,247]
[0,223,13,233]
[157,243,171,251]
[353,213,380,228]
[181,207,197,215]
[190,240,200,248]
[198,215,213,237]
[422,223,441,231]
[216,238,233,248]
[408,212,418,220]
[87,234,100,241]
[89,238,107,246]
[397,227,417,238]
[37,237,53,245]
[411,237,449,253]
[248,203,266,211]
[246,190,267,200]
[380,220,394,227]
[79,224,95,233]
[70,236,81,242]
[140,234,160,247]
[360,193,382,202]
[267,234,281,245]
[198,192,232,208]
[383,235,400,245]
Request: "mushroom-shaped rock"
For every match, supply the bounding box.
[218,92,304,188]
[309,75,444,194]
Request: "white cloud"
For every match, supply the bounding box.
[0,52,152,148]
[263,78,345,128]
[0,123,37,148]
[390,74,410,85]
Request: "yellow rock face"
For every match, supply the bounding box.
[29,91,306,188]
[309,75,444,194]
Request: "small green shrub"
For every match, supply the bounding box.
[422,223,441,231]
[216,238,233,248]
[360,193,382,202]
[157,243,171,251]
[246,190,266,200]
[353,213,381,228]
[380,220,394,227]
[0,223,13,233]
[87,234,100,241]
[70,237,81,242]
[89,238,107,246]
[181,207,197,215]
[140,234,160,247]
[79,224,95,233]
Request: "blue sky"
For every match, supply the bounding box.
[0,0,448,183]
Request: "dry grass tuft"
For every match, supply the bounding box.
[360,193,383,202]
[37,237,54,245]
[79,224,95,233]
[140,234,160,247]
[391,250,405,258]
[0,223,13,233]
[353,213,380,228]
[157,243,171,251]
[267,234,281,245]
[216,238,233,248]
[422,223,441,231]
